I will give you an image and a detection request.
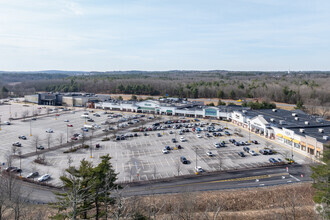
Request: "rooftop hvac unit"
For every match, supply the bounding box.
[299,129,305,133]
[304,121,309,125]
[279,120,286,125]
[242,110,247,114]
[318,128,324,133]
[272,109,277,112]
[323,136,329,140]
[270,118,275,122]
[258,115,264,117]
[295,117,299,121]
[292,113,297,117]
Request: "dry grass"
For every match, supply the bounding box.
[16,183,318,219]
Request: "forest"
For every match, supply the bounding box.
[0,71,329,108]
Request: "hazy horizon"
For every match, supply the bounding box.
[1,0,330,71]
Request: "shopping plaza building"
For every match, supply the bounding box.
[95,99,329,159]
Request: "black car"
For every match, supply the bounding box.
[176,144,182,149]
[172,138,177,143]
[259,149,268,155]
[165,146,171,150]
[243,147,250,152]
[87,119,94,122]
[238,152,245,157]
[157,133,161,137]
[180,156,188,164]
[265,149,273,155]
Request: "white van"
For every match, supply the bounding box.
[81,115,90,118]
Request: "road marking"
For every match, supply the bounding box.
[289,175,301,182]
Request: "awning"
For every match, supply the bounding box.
[283,136,292,141]
[316,148,321,151]
[276,133,283,138]
[293,139,300,144]
[307,144,315,150]
[300,141,306,146]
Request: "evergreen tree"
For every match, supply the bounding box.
[311,144,330,219]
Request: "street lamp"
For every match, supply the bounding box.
[0,115,2,131]
[248,121,251,143]
[195,147,198,174]
[29,119,32,136]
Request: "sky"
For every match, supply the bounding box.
[0,0,329,71]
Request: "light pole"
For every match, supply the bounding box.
[248,121,251,143]
[29,119,32,136]
[0,115,2,131]
[9,105,12,121]
[18,150,22,177]
[195,146,198,174]
[66,125,69,143]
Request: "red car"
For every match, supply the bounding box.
[67,124,73,127]
[71,137,78,140]
[56,114,60,116]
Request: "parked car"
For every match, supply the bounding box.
[162,149,169,154]
[259,149,268,155]
[195,166,203,173]
[46,128,53,133]
[87,119,94,122]
[64,119,70,122]
[157,133,161,137]
[71,137,78,140]
[18,135,27,140]
[196,134,202,138]
[27,172,39,178]
[264,149,273,155]
[176,144,182,149]
[269,158,277,163]
[36,145,45,150]
[180,156,188,164]
[238,152,245,157]
[4,121,11,125]
[172,138,177,143]
[214,143,220,148]
[252,140,259,144]
[180,137,186,142]
[165,146,171,150]
[12,142,22,147]
[38,174,51,182]
[249,150,257,156]
[243,147,250,152]
[67,124,73,127]
[206,151,214,157]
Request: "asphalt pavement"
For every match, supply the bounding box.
[3,164,311,204]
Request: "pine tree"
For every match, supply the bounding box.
[311,144,330,219]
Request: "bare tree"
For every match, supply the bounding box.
[57,133,65,146]
[46,133,52,149]
[31,135,39,154]
[21,110,29,121]
[175,161,181,176]
[217,151,223,171]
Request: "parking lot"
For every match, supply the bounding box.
[0,103,310,185]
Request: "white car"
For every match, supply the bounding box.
[4,121,11,125]
[214,143,220,148]
[196,134,202,138]
[195,166,203,173]
[46,129,53,133]
[38,174,50,182]
[162,149,169,154]
[64,119,69,122]
[206,152,214,157]
[180,137,186,142]
[249,150,257,156]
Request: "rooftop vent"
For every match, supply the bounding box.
[279,120,286,125]
[295,117,299,121]
[323,136,329,140]
[292,113,297,117]
[299,129,305,133]
[304,121,309,125]
[270,118,275,122]
[242,110,247,114]
[318,128,324,133]
[272,109,277,112]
